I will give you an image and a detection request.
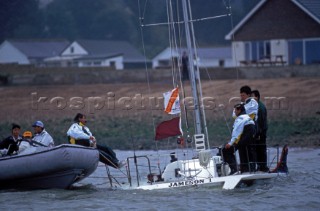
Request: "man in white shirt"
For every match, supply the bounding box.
[32,121,54,147]
[232,85,258,121]
[223,103,256,174]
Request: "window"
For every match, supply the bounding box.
[70,47,74,54]
[305,40,320,64]
[251,42,258,61]
[245,40,271,61]
[288,40,303,65]
[219,59,225,67]
[93,61,101,66]
[245,42,251,61]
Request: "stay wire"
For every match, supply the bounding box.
[192,0,234,136]
[137,0,157,139]
[226,0,241,88]
[185,0,212,149]
[138,0,163,172]
[166,0,177,87]
[171,0,193,155]
[141,14,229,27]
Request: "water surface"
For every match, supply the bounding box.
[1,148,319,211]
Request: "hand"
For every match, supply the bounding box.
[89,137,97,148]
[0,149,8,156]
[225,143,232,149]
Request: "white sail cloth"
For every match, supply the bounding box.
[163,88,181,115]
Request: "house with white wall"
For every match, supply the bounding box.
[152,46,233,69]
[0,39,149,69]
[0,39,69,66]
[50,40,148,70]
[225,0,320,66]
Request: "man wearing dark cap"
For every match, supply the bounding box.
[0,123,23,156]
[32,121,54,147]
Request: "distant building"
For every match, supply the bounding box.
[0,39,150,69]
[0,39,69,66]
[152,46,233,69]
[225,0,320,66]
[45,40,149,69]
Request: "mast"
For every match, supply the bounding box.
[181,0,202,135]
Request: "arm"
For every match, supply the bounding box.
[18,141,30,153]
[0,137,11,149]
[232,108,236,119]
[228,117,246,146]
[245,98,258,120]
[67,123,91,140]
[45,133,54,147]
[0,139,8,149]
[33,131,54,147]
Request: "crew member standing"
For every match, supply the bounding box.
[252,90,269,172]
[181,51,189,81]
[233,85,258,121]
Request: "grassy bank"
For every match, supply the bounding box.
[1,116,318,150]
[1,77,319,149]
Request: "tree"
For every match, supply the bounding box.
[0,0,44,42]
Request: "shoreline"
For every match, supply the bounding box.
[0,77,319,149]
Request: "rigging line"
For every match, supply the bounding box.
[193,1,234,136]
[168,0,190,155]
[137,0,158,152]
[126,109,141,181]
[141,0,148,23]
[186,0,211,149]
[140,13,230,27]
[199,56,232,135]
[165,0,191,159]
[169,0,185,88]
[172,1,183,86]
[197,56,233,135]
[227,0,240,87]
[193,41,232,135]
[183,0,204,145]
[167,0,189,150]
[167,0,178,87]
[173,0,192,155]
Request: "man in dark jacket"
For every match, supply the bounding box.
[252,90,269,172]
[0,123,22,156]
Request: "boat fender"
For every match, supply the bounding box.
[176,137,184,146]
[147,173,163,183]
[175,168,181,177]
[221,163,231,176]
[186,135,192,143]
[216,163,231,176]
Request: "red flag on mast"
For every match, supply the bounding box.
[155,117,182,140]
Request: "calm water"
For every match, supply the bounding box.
[0,148,319,211]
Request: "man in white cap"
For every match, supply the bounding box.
[32,121,54,147]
